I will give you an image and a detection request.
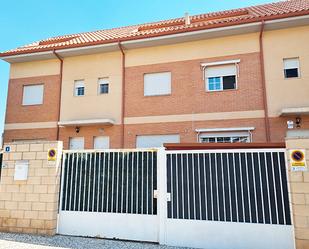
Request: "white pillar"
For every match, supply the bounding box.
[157,147,167,244]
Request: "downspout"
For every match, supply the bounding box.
[53,50,63,141]
[118,42,125,148]
[259,20,271,142]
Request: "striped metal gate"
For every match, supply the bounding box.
[164,149,294,249]
[58,148,294,248]
[58,149,159,242]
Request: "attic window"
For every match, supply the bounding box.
[39,36,78,45]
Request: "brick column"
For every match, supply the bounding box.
[0,141,63,235]
[286,138,309,249]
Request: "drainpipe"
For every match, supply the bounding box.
[259,20,271,142]
[118,42,125,148]
[53,50,63,141]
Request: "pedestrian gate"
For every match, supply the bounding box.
[58,150,158,242]
[58,148,294,249]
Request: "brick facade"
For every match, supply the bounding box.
[59,125,122,149]
[5,74,61,124]
[125,52,263,117]
[124,118,267,148]
[4,128,57,143]
[3,52,309,148]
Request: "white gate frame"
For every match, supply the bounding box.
[159,148,295,249]
[57,147,295,249]
[157,147,168,244]
[57,149,159,242]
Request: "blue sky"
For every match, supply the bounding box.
[0,0,276,136]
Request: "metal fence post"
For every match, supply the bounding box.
[157,147,167,245]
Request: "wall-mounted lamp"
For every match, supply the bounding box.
[296,117,301,128]
[75,126,80,133]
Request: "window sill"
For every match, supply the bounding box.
[144,93,172,97]
[284,76,301,80]
[205,88,238,93]
[22,103,43,107]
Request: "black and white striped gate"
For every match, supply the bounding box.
[163,148,294,249]
[57,148,294,249]
[58,149,159,242]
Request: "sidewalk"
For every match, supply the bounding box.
[0,232,192,249]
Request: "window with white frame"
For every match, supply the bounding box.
[144,72,171,96]
[199,132,251,143]
[283,58,300,78]
[98,78,109,94]
[136,134,180,148]
[74,80,85,96]
[69,137,84,150]
[93,136,110,149]
[22,84,44,106]
[205,64,237,91]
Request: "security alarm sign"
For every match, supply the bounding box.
[290,149,307,172]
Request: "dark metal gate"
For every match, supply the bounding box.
[166,150,291,224]
[60,150,157,214]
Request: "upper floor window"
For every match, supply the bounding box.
[98,78,109,94]
[22,84,44,106]
[74,80,85,96]
[205,64,237,91]
[144,72,171,96]
[284,58,300,78]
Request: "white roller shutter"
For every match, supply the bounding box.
[22,84,44,105]
[69,137,84,150]
[205,64,237,78]
[136,134,180,148]
[93,136,110,149]
[284,58,299,69]
[144,72,171,96]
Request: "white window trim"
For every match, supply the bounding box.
[74,80,85,97]
[69,137,85,150]
[98,78,109,95]
[136,134,180,148]
[93,136,110,149]
[201,59,241,67]
[22,84,44,106]
[196,127,254,143]
[143,71,172,97]
[199,131,251,143]
[205,76,238,92]
[283,57,301,79]
[202,60,240,92]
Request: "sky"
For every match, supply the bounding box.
[0,0,277,137]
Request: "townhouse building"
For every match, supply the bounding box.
[1,0,309,149]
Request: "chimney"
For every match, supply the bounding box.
[185,12,190,25]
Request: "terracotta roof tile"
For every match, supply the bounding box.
[1,0,309,57]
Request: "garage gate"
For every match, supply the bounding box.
[57,148,294,249]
